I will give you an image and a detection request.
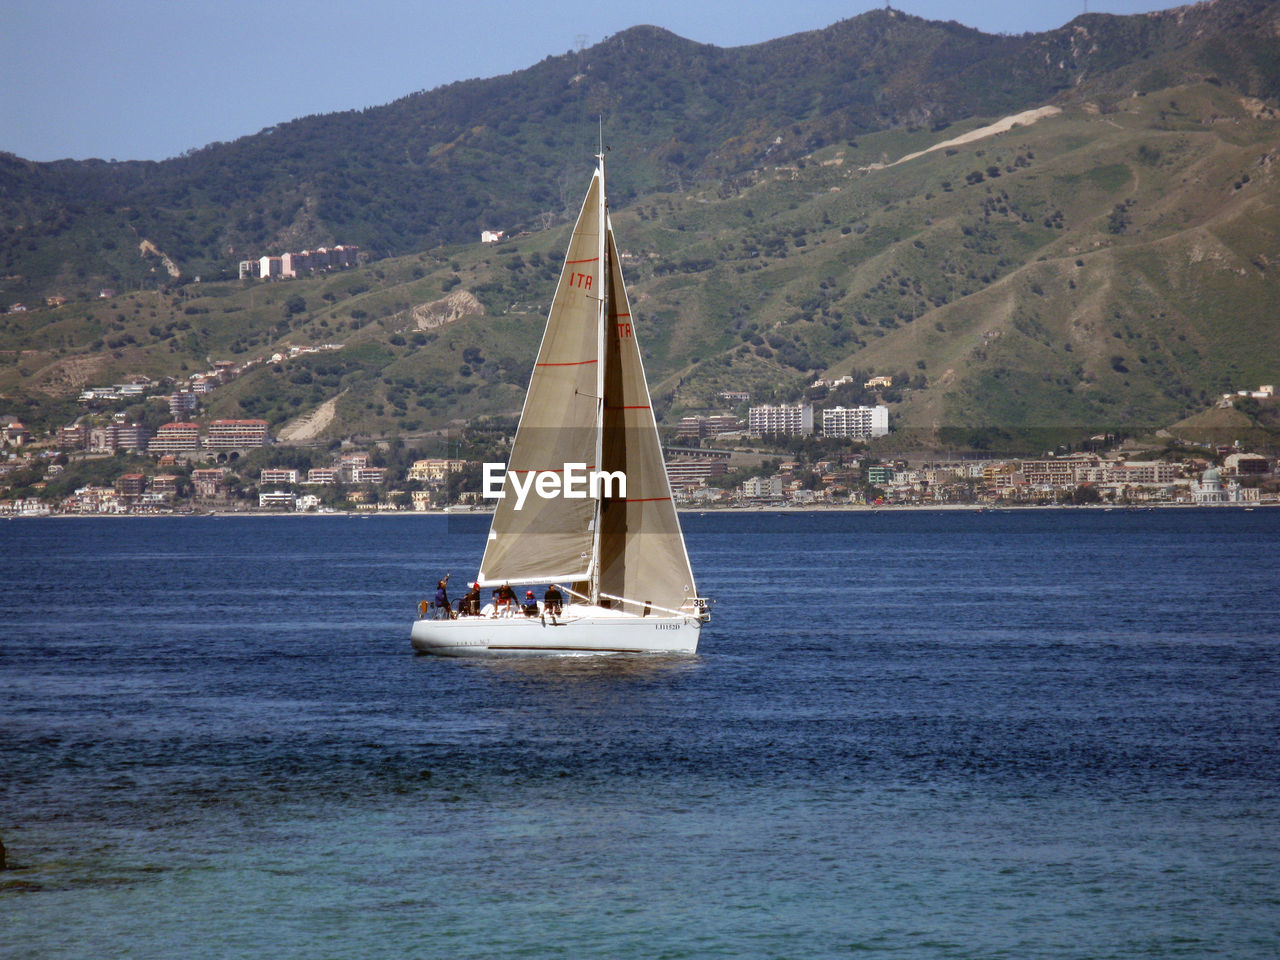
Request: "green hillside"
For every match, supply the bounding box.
[2,1,1279,451]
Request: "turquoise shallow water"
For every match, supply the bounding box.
[2,510,1278,958]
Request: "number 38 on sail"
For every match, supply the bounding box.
[410,155,711,656]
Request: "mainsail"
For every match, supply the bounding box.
[477,158,698,614]
[477,171,603,586]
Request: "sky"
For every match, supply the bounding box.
[2,0,1183,163]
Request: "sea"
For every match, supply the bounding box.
[2,508,1278,959]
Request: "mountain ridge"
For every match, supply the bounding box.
[2,0,1278,451]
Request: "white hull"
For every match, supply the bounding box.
[410,605,701,657]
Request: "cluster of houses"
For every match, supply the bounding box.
[5,363,1278,513]
[4,436,1276,515]
[67,343,345,455]
[1221,384,1275,403]
[712,450,1275,507]
[255,456,485,512]
[255,454,393,510]
[238,245,361,280]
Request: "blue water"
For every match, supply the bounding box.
[2,509,1278,959]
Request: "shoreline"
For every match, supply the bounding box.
[21,500,1275,519]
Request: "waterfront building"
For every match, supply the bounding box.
[115,473,146,498]
[1120,461,1180,484]
[258,491,297,510]
[1190,467,1257,504]
[66,485,124,514]
[867,464,894,486]
[822,405,889,440]
[740,475,784,498]
[664,458,729,491]
[748,403,813,437]
[407,458,467,482]
[191,468,226,498]
[1192,467,1228,504]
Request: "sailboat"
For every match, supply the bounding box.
[410,154,710,656]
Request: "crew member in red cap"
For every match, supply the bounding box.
[461,581,481,617]
[522,590,539,617]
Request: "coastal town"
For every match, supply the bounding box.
[2,361,1275,516]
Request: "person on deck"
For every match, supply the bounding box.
[418,598,429,619]
[434,577,452,620]
[495,582,518,617]
[543,584,563,624]
[522,590,539,617]
[460,582,481,617]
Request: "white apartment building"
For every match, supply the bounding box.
[740,475,784,498]
[748,403,813,437]
[822,405,889,439]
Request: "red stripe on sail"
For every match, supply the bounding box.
[535,359,598,366]
[565,257,599,265]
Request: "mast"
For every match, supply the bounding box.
[588,150,607,605]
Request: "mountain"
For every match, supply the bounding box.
[2,0,1278,451]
